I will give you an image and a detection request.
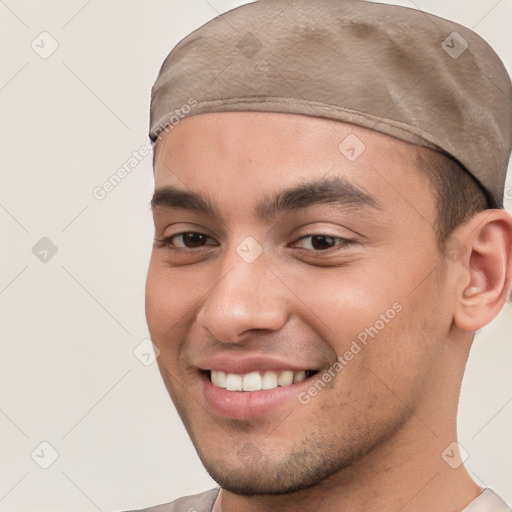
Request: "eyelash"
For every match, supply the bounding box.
[293,234,351,251]
[155,232,352,252]
[155,232,216,250]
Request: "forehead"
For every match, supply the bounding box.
[153,111,434,219]
[155,110,418,161]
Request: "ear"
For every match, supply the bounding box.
[452,209,512,332]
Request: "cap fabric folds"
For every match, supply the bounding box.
[150,0,512,207]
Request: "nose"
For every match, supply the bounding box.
[196,249,289,343]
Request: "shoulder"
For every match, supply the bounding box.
[462,489,511,512]
[122,487,220,512]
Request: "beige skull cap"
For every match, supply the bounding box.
[149,0,512,207]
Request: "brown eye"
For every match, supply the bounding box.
[294,234,346,251]
[309,235,337,250]
[180,232,208,248]
[156,232,215,249]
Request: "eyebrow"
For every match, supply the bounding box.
[257,176,380,220]
[151,186,219,219]
[150,176,380,222]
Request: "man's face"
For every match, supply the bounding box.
[146,112,456,494]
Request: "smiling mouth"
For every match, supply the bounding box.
[205,369,319,392]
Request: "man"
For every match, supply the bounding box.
[135,0,512,510]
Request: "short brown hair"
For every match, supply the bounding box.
[415,152,488,251]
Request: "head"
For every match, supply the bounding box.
[145,111,512,495]
[146,0,512,498]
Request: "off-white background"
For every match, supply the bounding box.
[0,1,511,511]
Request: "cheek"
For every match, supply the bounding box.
[280,254,448,397]
[338,277,451,412]
[145,256,198,345]
[145,258,201,406]
[279,261,401,342]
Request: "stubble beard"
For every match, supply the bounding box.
[189,412,410,496]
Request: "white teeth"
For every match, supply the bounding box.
[210,369,310,392]
[242,371,262,391]
[225,373,242,391]
[277,370,294,387]
[261,371,278,390]
[211,370,226,388]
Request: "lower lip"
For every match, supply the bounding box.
[201,373,311,420]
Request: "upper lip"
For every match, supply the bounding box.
[196,355,318,375]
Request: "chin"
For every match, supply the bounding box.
[194,432,366,496]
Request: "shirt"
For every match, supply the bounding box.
[126,487,511,512]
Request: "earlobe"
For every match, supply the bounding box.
[452,210,512,332]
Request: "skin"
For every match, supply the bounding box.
[145,111,512,512]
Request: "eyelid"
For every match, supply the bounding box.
[155,227,354,254]
[290,233,352,251]
[155,231,217,249]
